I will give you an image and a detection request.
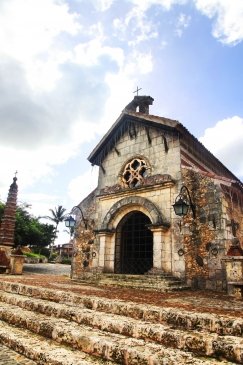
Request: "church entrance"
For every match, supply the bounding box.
[114,211,153,274]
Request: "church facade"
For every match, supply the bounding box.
[71,96,243,291]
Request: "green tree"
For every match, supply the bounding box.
[0,203,55,253]
[0,202,4,218]
[45,205,67,255]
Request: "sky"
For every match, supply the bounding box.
[0,0,243,244]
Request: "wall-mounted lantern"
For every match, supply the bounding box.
[173,185,196,219]
[64,206,87,229]
[64,215,76,228]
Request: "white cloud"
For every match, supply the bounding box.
[194,0,243,45]
[175,13,191,37]
[113,3,158,45]
[68,167,99,204]
[113,0,189,46]
[0,0,80,91]
[91,0,115,11]
[74,38,124,68]
[0,0,160,230]
[130,0,187,11]
[199,116,243,179]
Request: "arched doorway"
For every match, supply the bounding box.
[114,211,153,274]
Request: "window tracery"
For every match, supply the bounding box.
[121,158,149,188]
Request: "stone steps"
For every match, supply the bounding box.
[0,300,217,364]
[97,279,190,291]
[0,290,242,362]
[76,273,191,291]
[1,281,243,336]
[0,320,114,365]
[0,281,242,364]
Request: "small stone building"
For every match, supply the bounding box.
[72,96,243,291]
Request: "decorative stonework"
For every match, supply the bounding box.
[0,176,18,253]
[121,157,149,188]
[101,196,167,230]
[71,222,97,278]
[99,174,174,196]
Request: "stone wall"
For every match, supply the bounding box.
[178,168,243,290]
[95,123,181,228]
[97,123,181,192]
[71,120,243,291]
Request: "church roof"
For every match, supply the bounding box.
[88,111,179,164]
[88,104,242,190]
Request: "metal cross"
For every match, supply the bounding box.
[133,86,142,96]
[14,170,18,177]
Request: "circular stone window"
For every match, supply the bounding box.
[121,158,148,188]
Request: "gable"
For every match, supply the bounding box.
[88,107,242,192]
[88,112,178,167]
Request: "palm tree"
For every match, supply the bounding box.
[45,205,67,257]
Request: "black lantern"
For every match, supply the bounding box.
[64,215,76,228]
[173,185,196,218]
[173,196,189,217]
[66,206,88,229]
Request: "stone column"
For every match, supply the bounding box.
[149,227,163,270]
[98,233,106,269]
[104,232,115,273]
[97,231,115,272]
[149,225,171,273]
[0,176,18,257]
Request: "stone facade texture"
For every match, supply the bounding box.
[72,98,243,293]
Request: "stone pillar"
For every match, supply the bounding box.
[104,232,115,273]
[97,233,106,270]
[97,231,115,272]
[149,225,171,274]
[10,254,25,275]
[222,257,243,298]
[0,176,18,258]
[149,227,163,270]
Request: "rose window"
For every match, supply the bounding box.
[122,158,148,188]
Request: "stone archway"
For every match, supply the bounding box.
[114,211,153,274]
[101,196,168,230]
[98,196,170,274]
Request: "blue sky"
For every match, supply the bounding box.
[0,0,243,244]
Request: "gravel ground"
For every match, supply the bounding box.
[23,263,71,276]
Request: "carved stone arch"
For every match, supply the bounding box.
[101,196,168,230]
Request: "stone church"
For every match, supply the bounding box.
[71,95,243,291]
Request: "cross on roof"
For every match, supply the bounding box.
[14,170,18,177]
[133,86,142,96]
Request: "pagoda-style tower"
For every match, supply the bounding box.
[0,175,18,255]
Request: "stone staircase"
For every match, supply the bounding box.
[0,280,242,364]
[74,273,191,291]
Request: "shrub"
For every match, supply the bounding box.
[61,258,71,265]
[24,252,46,260]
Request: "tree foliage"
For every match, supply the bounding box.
[45,205,67,241]
[44,205,67,256]
[45,205,67,229]
[0,203,55,249]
